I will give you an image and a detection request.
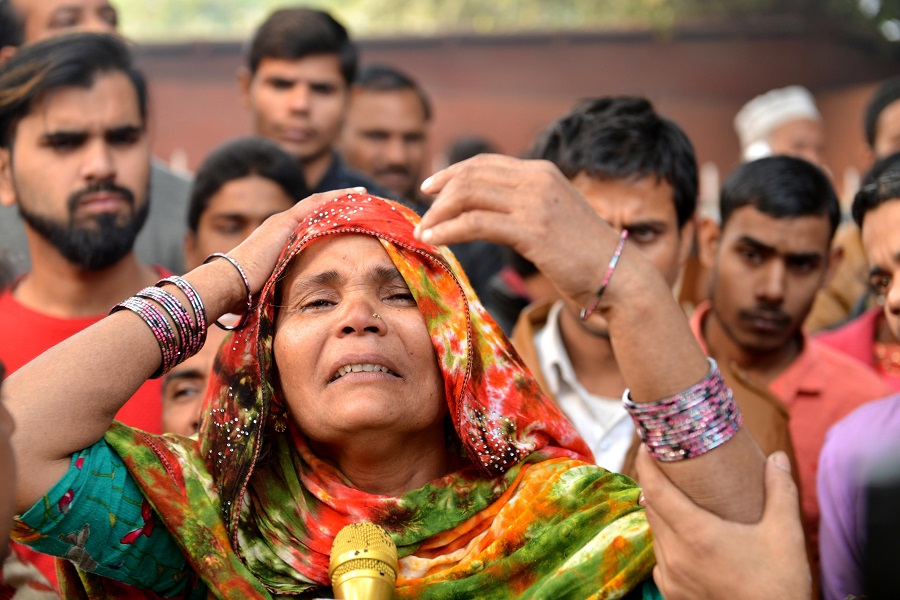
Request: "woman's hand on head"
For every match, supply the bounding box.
[225,187,366,294]
[415,155,620,305]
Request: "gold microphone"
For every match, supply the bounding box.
[329,522,399,600]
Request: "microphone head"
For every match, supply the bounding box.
[329,522,398,600]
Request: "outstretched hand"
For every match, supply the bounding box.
[637,446,811,600]
[416,155,620,306]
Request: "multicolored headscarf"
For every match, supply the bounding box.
[101,194,654,598]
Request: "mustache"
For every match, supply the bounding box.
[738,307,792,327]
[374,165,411,178]
[68,181,135,213]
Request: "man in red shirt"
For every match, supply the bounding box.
[0,32,167,593]
[693,155,893,585]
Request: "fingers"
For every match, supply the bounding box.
[637,450,689,558]
[417,165,522,237]
[417,155,566,236]
[761,451,802,524]
[420,209,530,249]
[636,445,705,537]
[420,153,520,197]
[417,180,516,240]
[284,186,367,222]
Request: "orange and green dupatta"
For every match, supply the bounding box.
[85,195,656,598]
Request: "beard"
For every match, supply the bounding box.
[18,181,150,271]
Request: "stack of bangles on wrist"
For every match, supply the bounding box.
[109,253,253,378]
[623,357,743,461]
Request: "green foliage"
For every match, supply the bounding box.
[116,0,900,42]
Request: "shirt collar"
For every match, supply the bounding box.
[770,335,822,398]
[535,301,578,396]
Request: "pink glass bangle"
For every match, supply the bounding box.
[203,252,252,331]
[136,286,197,355]
[580,229,629,321]
[156,276,207,354]
[111,296,178,378]
[623,357,743,461]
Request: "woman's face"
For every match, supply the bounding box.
[274,235,446,447]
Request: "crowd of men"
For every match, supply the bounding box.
[1,0,900,598]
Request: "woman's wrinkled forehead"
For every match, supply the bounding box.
[278,233,407,299]
[261,193,459,335]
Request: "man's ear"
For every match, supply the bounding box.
[0,148,17,208]
[236,67,253,109]
[697,215,721,269]
[823,244,844,288]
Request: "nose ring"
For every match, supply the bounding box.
[372,312,380,319]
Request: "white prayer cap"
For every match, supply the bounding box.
[734,86,821,161]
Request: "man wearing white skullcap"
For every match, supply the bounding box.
[734,85,825,167]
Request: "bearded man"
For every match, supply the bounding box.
[0,33,165,435]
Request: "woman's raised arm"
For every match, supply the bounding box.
[8,189,363,512]
[416,155,765,523]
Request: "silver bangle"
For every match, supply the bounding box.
[203,252,252,331]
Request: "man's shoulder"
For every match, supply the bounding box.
[317,157,375,191]
[810,337,883,376]
[0,287,103,363]
[511,300,556,344]
[829,393,900,441]
[0,304,99,335]
[814,307,879,350]
[808,338,893,394]
[821,393,900,483]
[149,160,192,209]
[151,159,192,188]
[0,288,28,327]
[330,163,375,189]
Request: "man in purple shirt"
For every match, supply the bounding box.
[818,151,900,599]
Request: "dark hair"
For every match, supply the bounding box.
[530,96,697,228]
[354,64,431,121]
[446,136,499,166]
[246,8,356,85]
[0,0,23,48]
[864,77,900,149]
[0,33,146,148]
[506,248,538,278]
[187,137,309,232]
[852,151,900,229]
[720,156,840,239]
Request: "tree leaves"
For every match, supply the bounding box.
[117,0,900,42]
